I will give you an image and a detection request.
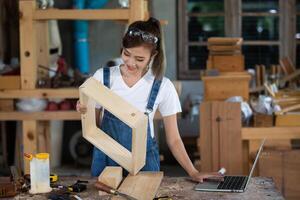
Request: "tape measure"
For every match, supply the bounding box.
[50,174,58,182]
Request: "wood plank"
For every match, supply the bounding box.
[284,150,300,200]
[22,120,38,174]
[19,0,38,89]
[208,45,241,52]
[242,127,300,140]
[0,111,80,121]
[34,9,130,20]
[112,172,163,200]
[259,150,284,194]
[200,102,242,174]
[129,0,145,23]
[0,88,79,99]
[276,114,300,126]
[36,21,49,78]
[0,76,21,89]
[200,102,212,172]
[207,37,243,45]
[98,166,122,190]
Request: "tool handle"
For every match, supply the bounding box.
[94,181,116,194]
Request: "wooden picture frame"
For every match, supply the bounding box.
[79,77,148,175]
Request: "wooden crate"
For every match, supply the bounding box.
[207,55,244,72]
[259,150,300,200]
[203,74,251,101]
[0,76,20,89]
[253,113,274,127]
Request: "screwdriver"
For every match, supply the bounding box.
[94,181,138,200]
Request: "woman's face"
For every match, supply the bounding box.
[121,45,152,76]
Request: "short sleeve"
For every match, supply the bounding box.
[158,79,182,117]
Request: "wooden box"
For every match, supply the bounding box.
[253,113,274,127]
[203,74,251,101]
[0,100,14,111]
[259,150,300,200]
[207,55,244,72]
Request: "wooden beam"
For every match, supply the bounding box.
[34,9,130,20]
[19,0,37,89]
[0,89,79,99]
[0,111,80,121]
[242,127,300,140]
[129,0,145,23]
[22,120,38,174]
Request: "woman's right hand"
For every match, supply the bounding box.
[76,100,87,114]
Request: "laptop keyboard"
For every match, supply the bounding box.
[217,176,248,190]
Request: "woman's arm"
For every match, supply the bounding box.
[163,114,223,182]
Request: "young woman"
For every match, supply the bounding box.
[77,17,223,182]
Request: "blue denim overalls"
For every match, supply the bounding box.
[91,67,162,176]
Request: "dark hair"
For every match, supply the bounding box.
[122,17,165,79]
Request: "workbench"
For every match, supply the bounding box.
[12,176,284,200]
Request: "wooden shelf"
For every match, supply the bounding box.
[0,111,80,121]
[242,127,300,140]
[0,88,79,99]
[33,8,130,20]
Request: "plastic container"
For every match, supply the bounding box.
[27,153,52,194]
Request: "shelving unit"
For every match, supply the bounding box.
[0,0,149,173]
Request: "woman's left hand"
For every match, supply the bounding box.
[189,170,224,183]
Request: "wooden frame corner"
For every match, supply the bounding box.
[79,77,147,175]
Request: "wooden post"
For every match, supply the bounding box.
[129,0,145,23]
[19,0,39,174]
[19,0,38,89]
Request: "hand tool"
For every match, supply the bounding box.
[94,181,138,200]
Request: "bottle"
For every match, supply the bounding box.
[25,153,52,194]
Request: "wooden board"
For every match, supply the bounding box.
[112,172,163,200]
[79,77,148,175]
[22,120,38,174]
[0,100,14,111]
[98,166,123,190]
[207,37,243,45]
[0,76,21,89]
[259,150,300,199]
[203,74,250,101]
[200,102,243,174]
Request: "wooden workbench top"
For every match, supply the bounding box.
[13,176,283,200]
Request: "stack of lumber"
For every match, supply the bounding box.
[207,37,244,72]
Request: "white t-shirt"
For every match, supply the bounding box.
[93,65,182,138]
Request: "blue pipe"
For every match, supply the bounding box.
[73,0,108,74]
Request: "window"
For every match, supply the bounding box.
[178,0,298,80]
[178,0,225,79]
[242,0,279,68]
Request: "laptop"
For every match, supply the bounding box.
[194,139,265,193]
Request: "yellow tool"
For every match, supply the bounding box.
[50,174,58,183]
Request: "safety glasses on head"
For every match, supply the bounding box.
[127,28,158,44]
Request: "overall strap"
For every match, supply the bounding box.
[145,78,162,115]
[103,67,110,88]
